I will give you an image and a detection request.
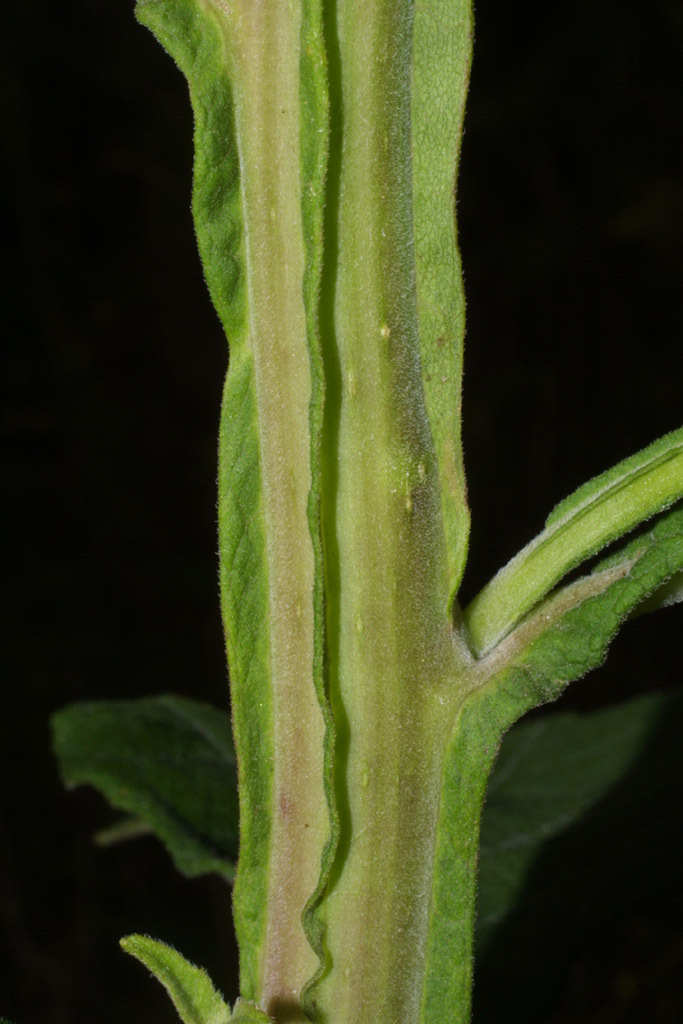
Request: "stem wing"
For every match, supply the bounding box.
[412,0,474,604]
[135,1,331,1011]
[478,690,681,954]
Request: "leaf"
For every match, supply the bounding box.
[229,1001,274,1024]
[635,567,683,614]
[465,426,683,655]
[475,688,683,1021]
[52,695,237,879]
[477,691,669,947]
[420,504,683,1023]
[120,935,232,1024]
[94,815,154,846]
[136,0,331,1007]
[489,501,683,704]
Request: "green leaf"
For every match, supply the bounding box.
[120,935,232,1024]
[52,695,237,879]
[478,691,669,947]
[94,815,154,846]
[483,501,683,705]
[476,689,683,1020]
[465,426,683,655]
[635,567,683,614]
[420,504,683,1022]
[229,1000,274,1024]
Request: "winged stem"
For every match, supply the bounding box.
[129,3,683,1024]
[307,3,469,1020]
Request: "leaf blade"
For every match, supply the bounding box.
[120,935,232,1024]
[465,426,683,655]
[478,691,665,947]
[229,1001,274,1024]
[52,695,237,879]
[298,0,340,998]
[476,689,683,1020]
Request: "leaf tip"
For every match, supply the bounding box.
[120,933,231,1024]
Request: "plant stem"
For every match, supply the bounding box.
[211,2,329,1013]
[309,3,466,1020]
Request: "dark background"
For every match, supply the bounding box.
[1,0,681,1021]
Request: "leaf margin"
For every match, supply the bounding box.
[465,425,683,655]
[120,934,234,1024]
[52,694,238,880]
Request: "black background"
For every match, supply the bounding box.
[1,1,682,1021]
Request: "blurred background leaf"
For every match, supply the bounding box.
[476,690,683,1021]
[52,696,238,880]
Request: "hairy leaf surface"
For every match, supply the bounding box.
[121,935,232,1024]
[229,1001,274,1024]
[466,426,683,655]
[52,695,237,879]
[420,504,683,1022]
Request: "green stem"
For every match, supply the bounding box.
[308,4,465,1021]
[133,4,683,1024]
[224,7,328,1013]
